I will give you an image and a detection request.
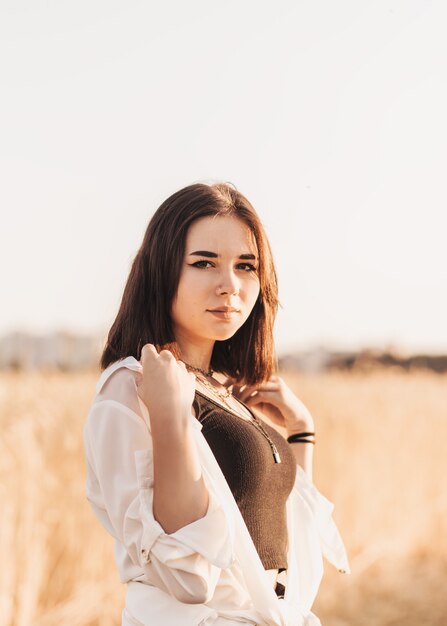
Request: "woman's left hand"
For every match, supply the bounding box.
[228,375,315,435]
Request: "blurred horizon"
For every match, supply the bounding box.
[1,325,446,359]
[2,328,447,373]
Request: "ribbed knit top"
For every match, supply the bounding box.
[193,390,297,570]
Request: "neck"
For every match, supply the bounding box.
[175,335,214,374]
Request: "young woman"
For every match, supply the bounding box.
[83,182,349,626]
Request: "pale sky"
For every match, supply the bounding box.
[1,0,446,355]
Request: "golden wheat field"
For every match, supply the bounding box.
[0,367,446,626]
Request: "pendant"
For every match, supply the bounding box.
[272,445,281,464]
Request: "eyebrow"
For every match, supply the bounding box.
[189,250,258,260]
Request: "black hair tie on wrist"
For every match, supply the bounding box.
[287,432,316,444]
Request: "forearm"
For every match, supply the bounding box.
[286,418,315,480]
[288,441,314,481]
[151,420,209,534]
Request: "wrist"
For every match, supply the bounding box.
[286,420,315,437]
[287,431,315,445]
[283,405,314,434]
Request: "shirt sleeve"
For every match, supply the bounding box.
[293,465,350,574]
[285,464,351,614]
[84,399,234,605]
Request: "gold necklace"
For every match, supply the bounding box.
[193,372,233,403]
[194,373,281,464]
[181,361,214,377]
[247,415,282,464]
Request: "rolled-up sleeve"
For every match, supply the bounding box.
[293,465,350,575]
[285,464,350,614]
[84,399,234,604]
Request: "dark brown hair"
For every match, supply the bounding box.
[100,182,279,384]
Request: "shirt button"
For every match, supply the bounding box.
[141,548,151,563]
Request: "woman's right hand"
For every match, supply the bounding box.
[136,344,196,428]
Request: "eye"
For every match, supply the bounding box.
[191,260,215,269]
[237,262,257,272]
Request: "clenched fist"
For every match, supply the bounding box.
[137,344,196,428]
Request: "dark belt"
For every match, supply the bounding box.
[275,581,286,599]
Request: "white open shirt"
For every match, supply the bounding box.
[83,357,350,626]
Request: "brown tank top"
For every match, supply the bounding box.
[193,390,297,570]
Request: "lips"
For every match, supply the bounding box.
[207,307,241,320]
[207,307,240,313]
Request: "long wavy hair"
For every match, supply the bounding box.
[100,182,279,385]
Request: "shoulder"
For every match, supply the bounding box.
[94,356,143,418]
[96,356,142,394]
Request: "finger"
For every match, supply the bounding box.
[245,392,278,408]
[140,343,158,364]
[158,349,176,362]
[230,384,245,397]
[141,343,157,355]
[254,381,280,392]
[237,387,260,403]
[135,372,143,386]
[238,382,279,403]
[222,376,237,389]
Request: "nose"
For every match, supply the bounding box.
[216,267,240,296]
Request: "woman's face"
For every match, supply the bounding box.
[171,215,261,350]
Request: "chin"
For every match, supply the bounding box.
[212,326,244,342]
[213,332,236,342]
[202,317,248,342]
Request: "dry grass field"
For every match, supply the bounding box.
[0,367,446,626]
